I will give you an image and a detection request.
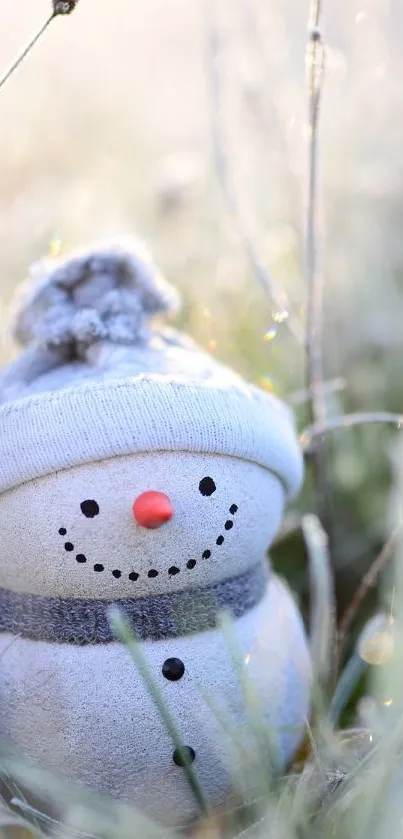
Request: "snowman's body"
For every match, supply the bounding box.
[0,577,309,826]
[0,451,310,826]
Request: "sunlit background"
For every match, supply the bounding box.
[1,0,403,636]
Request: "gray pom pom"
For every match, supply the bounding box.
[14,238,180,350]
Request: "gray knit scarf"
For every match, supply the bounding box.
[0,561,269,644]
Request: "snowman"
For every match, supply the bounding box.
[0,240,311,827]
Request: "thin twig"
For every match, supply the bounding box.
[204,1,303,344]
[304,0,331,533]
[0,2,79,94]
[0,15,55,93]
[300,411,403,453]
[334,523,402,675]
[287,376,346,406]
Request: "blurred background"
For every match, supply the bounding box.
[0,0,402,659]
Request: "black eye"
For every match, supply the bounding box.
[199,477,216,497]
[80,500,99,518]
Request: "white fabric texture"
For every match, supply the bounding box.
[0,453,283,599]
[0,239,303,499]
[0,376,302,498]
[0,574,311,828]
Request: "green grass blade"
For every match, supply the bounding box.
[108,607,209,819]
[327,653,367,727]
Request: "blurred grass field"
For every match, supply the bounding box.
[2,0,403,836]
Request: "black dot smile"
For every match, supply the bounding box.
[80,500,100,518]
[200,501,238,563]
[58,498,238,581]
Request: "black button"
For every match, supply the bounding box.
[162,657,185,681]
[173,746,195,766]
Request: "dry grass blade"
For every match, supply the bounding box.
[304,0,332,537]
[10,797,93,838]
[287,377,346,406]
[305,0,326,405]
[302,514,335,695]
[216,610,278,788]
[0,800,40,839]
[300,411,403,453]
[0,749,173,839]
[334,524,402,675]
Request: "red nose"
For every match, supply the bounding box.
[133,491,174,529]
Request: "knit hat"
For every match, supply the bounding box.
[0,238,303,499]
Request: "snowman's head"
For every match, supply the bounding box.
[0,239,303,603]
[0,451,285,598]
